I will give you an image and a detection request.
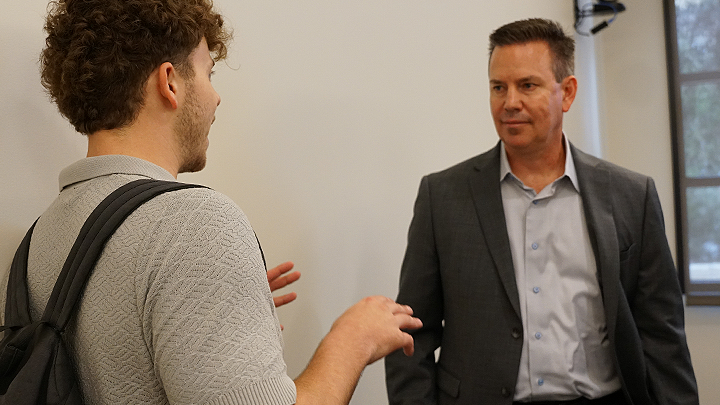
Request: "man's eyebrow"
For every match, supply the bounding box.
[491,76,541,83]
[518,75,543,82]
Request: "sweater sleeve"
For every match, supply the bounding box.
[134,188,296,405]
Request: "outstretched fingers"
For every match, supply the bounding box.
[273,292,298,308]
[347,296,422,363]
[400,332,416,357]
[389,304,422,357]
[267,261,300,291]
[267,261,301,309]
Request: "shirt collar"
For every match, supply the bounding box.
[59,155,176,191]
[500,134,580,193]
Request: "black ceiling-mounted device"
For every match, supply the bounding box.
[574,0,626,35]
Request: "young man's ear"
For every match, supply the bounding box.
[157,62,179,110]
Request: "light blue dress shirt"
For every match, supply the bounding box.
[500,136,621,402]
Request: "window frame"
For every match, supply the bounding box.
[664,0,720,305]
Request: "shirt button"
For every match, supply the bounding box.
[533,286,540,293]
[535,332,542,339]
[531,243,538,250]
[532,200,539,205]
[538,378,544,386]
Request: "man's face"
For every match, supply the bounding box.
[174,38,221,174]
[488,41,575,156]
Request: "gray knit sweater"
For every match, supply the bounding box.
[1,156,296,404]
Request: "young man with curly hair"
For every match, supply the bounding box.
[0,1,421,404]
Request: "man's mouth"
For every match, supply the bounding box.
[503,120,529,126]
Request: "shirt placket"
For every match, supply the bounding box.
[525,195,551,396]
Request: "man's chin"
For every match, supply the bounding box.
[500,131,527,145]
[504,126,525,136]
[178,156,207,174]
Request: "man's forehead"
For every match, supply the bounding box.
[190,38,214,66]
[488,42,553,75]
[490,41,551,59]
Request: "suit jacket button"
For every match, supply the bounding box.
[501,387,511,397]
[511,328,521,339]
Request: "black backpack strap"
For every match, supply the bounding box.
[2,221,38,329]
[41,179,206,329]
[20,179,205,330]
[254,232,267,271]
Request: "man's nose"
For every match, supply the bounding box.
[504,87,521,111]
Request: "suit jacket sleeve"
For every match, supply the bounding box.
[626,177,698,405]
[385,176,444,405]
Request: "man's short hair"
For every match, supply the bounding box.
[40,0,232,135]
[488,18,574,82]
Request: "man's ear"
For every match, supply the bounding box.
[157,62,179,110]
[561,75,578,113]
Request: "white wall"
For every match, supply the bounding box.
[1,1,717,404]
[0,2,87,264]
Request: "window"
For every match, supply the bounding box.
[665,0,720,304]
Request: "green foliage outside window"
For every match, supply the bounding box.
[676,0,720,74]
[682,82,720,178]
[675,0,720,284]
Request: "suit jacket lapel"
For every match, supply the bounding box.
[469,143,521,318]
[572,144,620,338]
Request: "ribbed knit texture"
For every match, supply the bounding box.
[1,156,296,405]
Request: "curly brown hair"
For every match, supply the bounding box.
[40,0,232,134]
[489,18,574,83]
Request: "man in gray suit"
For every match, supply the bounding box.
[385,18,698,405]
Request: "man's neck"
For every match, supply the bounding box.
[505,137,566,194]
[87,125,180,178]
